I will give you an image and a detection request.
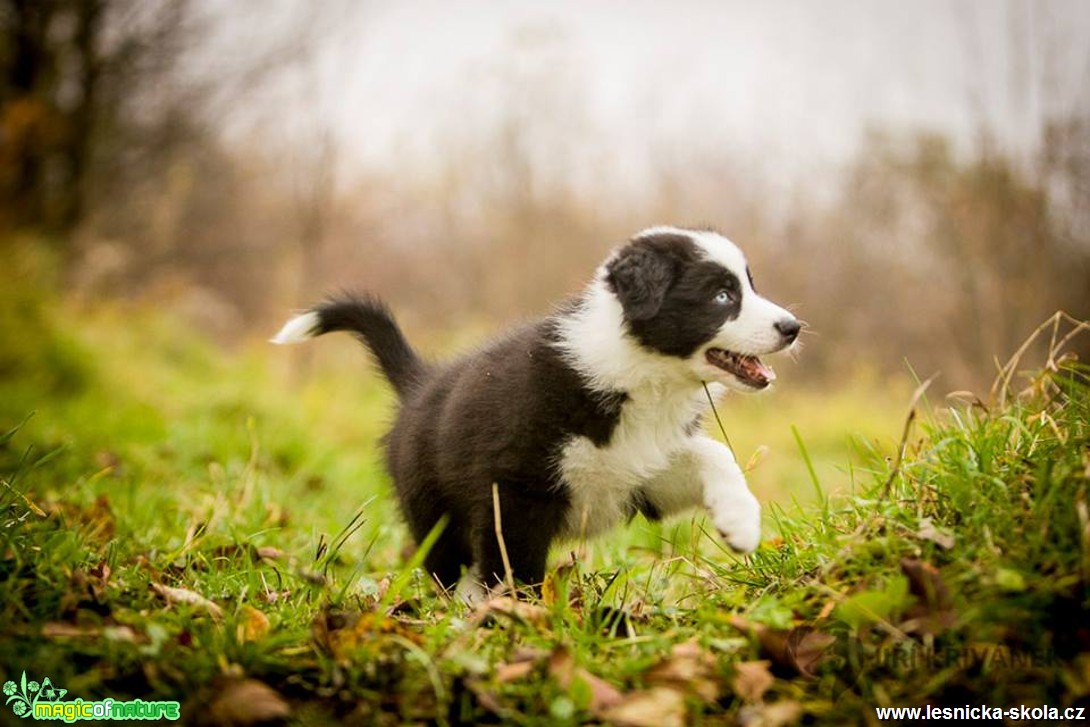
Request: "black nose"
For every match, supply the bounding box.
[775,318,801,342]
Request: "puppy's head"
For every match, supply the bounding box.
[605,227,800,392]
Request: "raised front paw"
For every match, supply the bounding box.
[710,490,761,553]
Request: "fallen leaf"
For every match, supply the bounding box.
[547,645,624,714]
[63,563,112,613]
[728,616,836,678]
[314,608,422,659]
[495,660,536,683]
[542,558,579,607]
[473,596,549,626]
[237,606,270,642]
[374,577,391,603]
[511,645,550,662]
[541,571,560,607]
[900,558,956,634]
[255,546,286,561]
[103,625,140,643]
[737,699,803,727]
[43,622,98,639]
[495,647,548,683]
[644,642,721,702]
[204,679,291,726]
[88,560,111,582]
[599,687,685,727]
[731,660,774,703]
[917,517,955,549]
[150,583,224,621]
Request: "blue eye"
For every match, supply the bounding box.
[714,290,731,304]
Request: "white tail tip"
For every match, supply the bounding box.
[270,311,320,344]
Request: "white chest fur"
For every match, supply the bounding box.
[557,384,708,537]
[551,273,728,539]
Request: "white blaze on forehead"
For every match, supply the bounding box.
[632,226,750,284]
[688,231,749,282]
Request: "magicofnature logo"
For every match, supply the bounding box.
[4,671,66,717]
[3,671,180,722]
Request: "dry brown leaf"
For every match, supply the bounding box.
[727,616,835,678]
[541,571,560,607]
[43,622,141,644]
[548,645,625,714]
[255,546,286,561]
[816,600,837,621]
[548,644,577,677]
[494,645,548,683]
[644,641,721,702]
[541,558,579,607]
[511,645,550,662]
[318,610,423,658]
[600,687,686,727]
[917,517,956,550]
[102,625,141,643]
[88,560,111,582]
[150,583,224,621]
[731,660,774,703]
[204,679,291,726]
[737,699,803,727]
[237,605,270,642]
[42,622,98,639]
[73,562,112,606]
[474,596,549,626]
[495,660,536,683]
[900,558,956,634]
[784,630,837,677]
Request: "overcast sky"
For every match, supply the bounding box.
[238,0,1090,188]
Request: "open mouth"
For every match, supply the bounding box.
[705,348,776,389]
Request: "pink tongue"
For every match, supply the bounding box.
[747,357,776,382]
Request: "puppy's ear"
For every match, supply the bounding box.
[606,245,674,320]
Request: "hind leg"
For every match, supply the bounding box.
[422,527,473,594]
[397,480,472,593]
[470,484,569,591]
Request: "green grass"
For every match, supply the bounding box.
[1,257,1088,724]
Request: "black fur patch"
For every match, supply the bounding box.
[606,232,742,358]
[381,318,628,588]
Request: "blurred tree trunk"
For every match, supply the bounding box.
[1,0,104,234]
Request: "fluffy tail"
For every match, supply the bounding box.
[271,294,425,399]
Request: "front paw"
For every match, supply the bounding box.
[710,491,761,553]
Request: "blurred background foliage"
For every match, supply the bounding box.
[1,0,1088,394]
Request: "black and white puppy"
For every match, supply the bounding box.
[273,226,800,600]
